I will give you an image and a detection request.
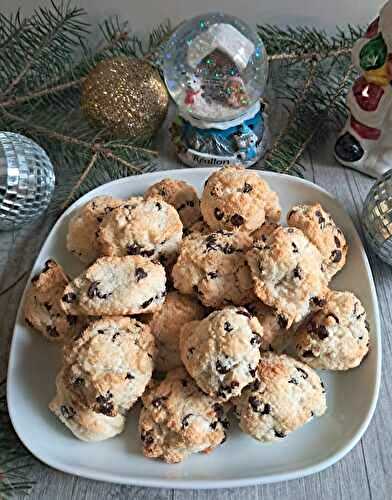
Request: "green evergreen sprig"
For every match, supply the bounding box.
[0,380,35,499]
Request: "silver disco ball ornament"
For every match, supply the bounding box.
[362,168,392,265]
[0,132,55,231]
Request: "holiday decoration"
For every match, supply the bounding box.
[362,168,392,265]
[163,12,269,168]
[81,57,169,139]
[0,2,362,208]
[335,1,392,178]
[0,132,55,231]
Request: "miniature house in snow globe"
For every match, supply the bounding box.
[163,12,269,168]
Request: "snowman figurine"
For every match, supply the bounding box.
[335,0,392,177]
[234,124,258,161]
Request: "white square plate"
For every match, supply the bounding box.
[7,168,381,489]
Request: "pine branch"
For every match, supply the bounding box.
[0,380,35,498]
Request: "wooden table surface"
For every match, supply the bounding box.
[1,133,390,500]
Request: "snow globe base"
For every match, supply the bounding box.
[170,107,269,168]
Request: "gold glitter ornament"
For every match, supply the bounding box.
[81,57,169,139]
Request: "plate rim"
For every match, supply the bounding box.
[7,167,382,489]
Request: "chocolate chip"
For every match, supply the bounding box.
[152,396,168,408]
[31,274,40,283]
[230,213,244,227]
[331,249,342,263]
[87,281,110,300]
[296,367,308,379]
[315,210,326,227]
[46,325,59,337]
[311,296,326,307]
[224,321,233,332]
[210,420,218,430]
[274,429,286,438]
[365,320,370,331]
[316,325,329,340]
[43,260,54,272]
[277,314,288,329]
[213,403,225,419]
[261,403,271,415]
[159,188,166,196]
[124,372,134,381]
[96,392,114,416]
[73,377,84,386]
[135,267,147,282]
[223,243,235,254]
[293,265,303,280]
[155,202,162,210]
[208,271,219,279]
[214,208,224,220]
[97,329,106,334]
[181,379,188,388]
[44,302,52,311]
[249,365,257,377]
[287,228,294,233]
[216,360,230,374]
[292,242,299,253]
[141,297,153,308]
[320,381,326,393]
[141,430,154,445]
[112,332,120,342]
[302,350,314,358]
[221,418,230,429]
[250,334,261,346]
[249,396,261,412]
[60,405,75,419]
[96,216,103,223]
[188,347,195,356]
[127,243,142,255]
[242,182,253,193]
[334,236,341,248]
[62,293,76,303]
[288,377,298,385]
[177,203,186,211]
[187,200,195,207]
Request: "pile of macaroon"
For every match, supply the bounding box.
[24,166,370,464]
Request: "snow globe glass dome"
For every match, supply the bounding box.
[163,12,269,123]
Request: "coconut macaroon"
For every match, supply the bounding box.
[66,195,124,264]
[200,166,281,232]
[144,178,202,229]
[247,301,292,353]
[50,368,126,442]
[234,352,326,442]
[62,317,156,417]
[60,256,166,316]
[180,307,263,402]
[246,226,329,328]
[97,198,183,263]
[139,368,229,463]
[149,291,206,372]
[287,203,348,279]
[294,290,370,370]
[24,259,79,342]
[172,230,255,308]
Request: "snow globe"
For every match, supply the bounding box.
[163,12,269,168]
